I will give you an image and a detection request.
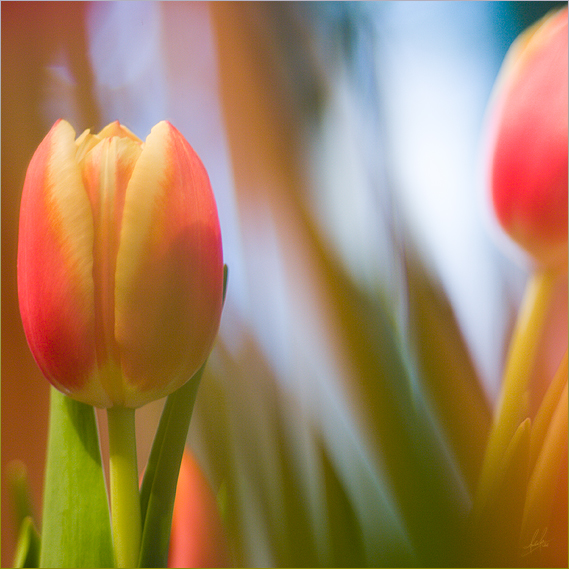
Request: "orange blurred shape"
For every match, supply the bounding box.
[168,449,231,568]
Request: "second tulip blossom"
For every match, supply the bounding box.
[487,8,568,267]
[18,119,224,408]
[168,450,231,568]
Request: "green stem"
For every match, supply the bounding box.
[473,268,560,518]
[107,406,141,568]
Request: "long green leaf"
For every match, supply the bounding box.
[405,252,491,496]
[138,366,203,568]
[40,387,113,568]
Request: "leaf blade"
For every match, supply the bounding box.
[138,365,203,568]
[13,517,40,568]
[39,387,113,568]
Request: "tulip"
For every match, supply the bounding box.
[487,8,568,267]
[168,450,231,568]
[473,11,568,565]
[18,119,224,409]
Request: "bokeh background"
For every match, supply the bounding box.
[2,2,567,567]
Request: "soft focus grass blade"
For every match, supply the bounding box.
[318,441,367,567]
[13,517,40,568]
[138,367,203,568]
[405,252,492,495]
[40,387,113,568]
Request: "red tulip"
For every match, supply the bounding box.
[487,8,568,267]
[18,120,224,408]
[168,450,231,568]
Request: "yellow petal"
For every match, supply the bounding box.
[97,120,143,143]
[81,135,142,405]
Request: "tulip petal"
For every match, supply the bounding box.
[75,129,101,164]
[17,120,110,406]
[115,121,223,406]
[82,135,142,405]
[97,120,143,144]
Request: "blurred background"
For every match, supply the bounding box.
[2,2,567,567]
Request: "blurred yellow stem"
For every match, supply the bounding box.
[473,268,559,518]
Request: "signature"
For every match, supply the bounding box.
[522,528,551,557]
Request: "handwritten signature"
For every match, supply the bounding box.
[522,528,551,556]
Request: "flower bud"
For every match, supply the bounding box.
[487,8,568,267]
[168,450,230,568]
[18,119,224,408]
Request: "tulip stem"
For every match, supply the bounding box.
[107,406,141,568]
[473,268,560,518]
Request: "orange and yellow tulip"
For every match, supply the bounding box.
[18,119,224,408]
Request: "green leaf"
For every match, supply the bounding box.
[9,460,40,567]
[39,388,113,568]
[405,252,491,496]
[13,517,40,568]
[138,365,204,568]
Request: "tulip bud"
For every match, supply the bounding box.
[168,450,230,568]
[487,8,568,267]
[18,119,224,408]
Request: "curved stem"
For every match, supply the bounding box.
[107,406,141,568]
[473,268,560,518]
